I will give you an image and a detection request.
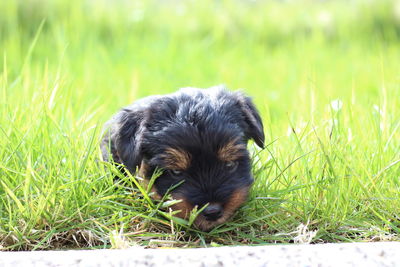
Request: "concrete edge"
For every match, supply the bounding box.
[1,242,399,266]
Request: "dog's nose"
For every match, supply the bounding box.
[203,203,223,221]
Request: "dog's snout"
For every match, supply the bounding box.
[203,203,223,221]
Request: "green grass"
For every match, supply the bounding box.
[1,0,400,250]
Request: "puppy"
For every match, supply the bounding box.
[101,85,264,231]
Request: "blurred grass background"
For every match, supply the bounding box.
[0,0,399,250]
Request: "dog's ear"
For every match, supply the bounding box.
[116,109,147,174]
[235,92,265,148]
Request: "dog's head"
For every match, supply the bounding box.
[115,87,264,231]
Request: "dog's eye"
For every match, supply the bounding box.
[225,161,238,172]
[169,169,183,176]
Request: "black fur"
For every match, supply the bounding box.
[101,86,264,230]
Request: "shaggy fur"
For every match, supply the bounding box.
[101,86,264,231]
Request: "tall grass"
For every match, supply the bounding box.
[0,0,399,250]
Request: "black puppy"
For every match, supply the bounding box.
[101,86,264,231]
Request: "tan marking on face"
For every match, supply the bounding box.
[163,148,191,170]
[218,139,246,162]
[138,161,149,178]
[150,187,161,200]
[223,186,249,214]
[193,186,250,231]
[170,193,193,219]
[137,160,161,200]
